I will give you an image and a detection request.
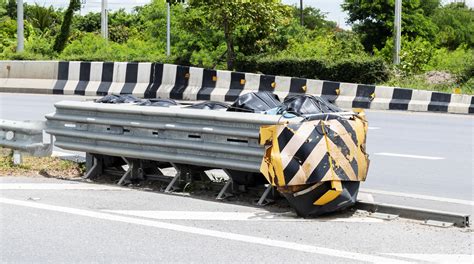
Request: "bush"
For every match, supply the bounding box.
[328,57,389,84]
[426,46,474,78]
[375,37,434,76]
[59,33,172,62]
[236,56,389,84]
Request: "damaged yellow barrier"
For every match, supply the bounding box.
[259,111,370,215]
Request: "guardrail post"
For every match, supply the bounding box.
[12,150,23,165]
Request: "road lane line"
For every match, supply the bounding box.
[0,183,128,191]
[360,188,474,206]
[373,152,445,160]
[368,127,381,130]
[102,210,383,223]
[0,197,409,264]
[383,253,472,263]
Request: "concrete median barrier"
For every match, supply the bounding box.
[1,60,472,114]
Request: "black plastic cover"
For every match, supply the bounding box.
[96,94,142,104]
[283,94,343,115]
[187,101,229,110]
[227,92,282,113]
[96,95,178,107]
[139,98,179,107]
[281,181,360,217]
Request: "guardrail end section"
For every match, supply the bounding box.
[0,119,52,157]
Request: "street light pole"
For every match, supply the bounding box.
[17,0,24,52]
[166,2,171,57]
[393,0,401,64]
[101,0,108,40]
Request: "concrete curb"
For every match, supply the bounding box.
[1,60,472,114]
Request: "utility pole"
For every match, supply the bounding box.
[101,0,108,40]
[300,0,303,26]
[16,0,24,52]
[166,1,171,57]
[393,0,401,64]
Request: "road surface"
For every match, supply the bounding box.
[0,176,472,263]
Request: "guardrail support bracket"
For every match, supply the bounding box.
[256,184,273,206]
[84,154,103,180]
[216,179,233,200]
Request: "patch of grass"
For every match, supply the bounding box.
[383,75,472,95]
[0,148,85,178]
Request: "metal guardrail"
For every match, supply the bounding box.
[45,101,304,172]
[0,119,52,157]
[355,201,470,228]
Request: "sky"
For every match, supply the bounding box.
[25,0,474,30]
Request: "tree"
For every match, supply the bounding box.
[188,0,290,70]
[431,3,474,50]
[5,0,15,19]
[74,12,100,32]
[342,0,439,51]
[53,0,80,53]
[0,0,7,18]
[291,6,336,31]
[25,4,60,33]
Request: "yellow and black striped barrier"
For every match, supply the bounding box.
[259,111,369,216]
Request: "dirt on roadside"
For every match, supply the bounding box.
[0,148,85,179]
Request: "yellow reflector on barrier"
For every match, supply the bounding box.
[313,180,342,205]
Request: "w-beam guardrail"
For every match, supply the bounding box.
[45,100,367,217]
[0,120,52,157]
[45,101,302,172]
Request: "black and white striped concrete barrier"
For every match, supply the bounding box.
[1,60,472,114]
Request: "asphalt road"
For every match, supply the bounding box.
[1,93,472,202]
[0,176,472,263]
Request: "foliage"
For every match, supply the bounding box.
[275,30,367,61]
[342,0,439,51]
[0,0,7,17]
[292,6,336,31]
[0,0,472,95]
[25,4,61,33]
[431,3,474,50]
[375,37,434,76]
[59,33,171,62]
[425,46,474,77]
[53,0,80,53]
[383,75,472,94]
[5,0,15,19]
[188,0,291,70]
[73,12,100,32]
[0,17,16,51]
[236,56,389,84]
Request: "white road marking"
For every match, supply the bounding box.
[360,188,474,206]
[103,210,384,223]
[373,152,445,160]
[0,183,128,191]
[384,253,473,263]
[357,193,375,203]
[52,151,85,157]
[0,197,409,264]
[368,126,381,130]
